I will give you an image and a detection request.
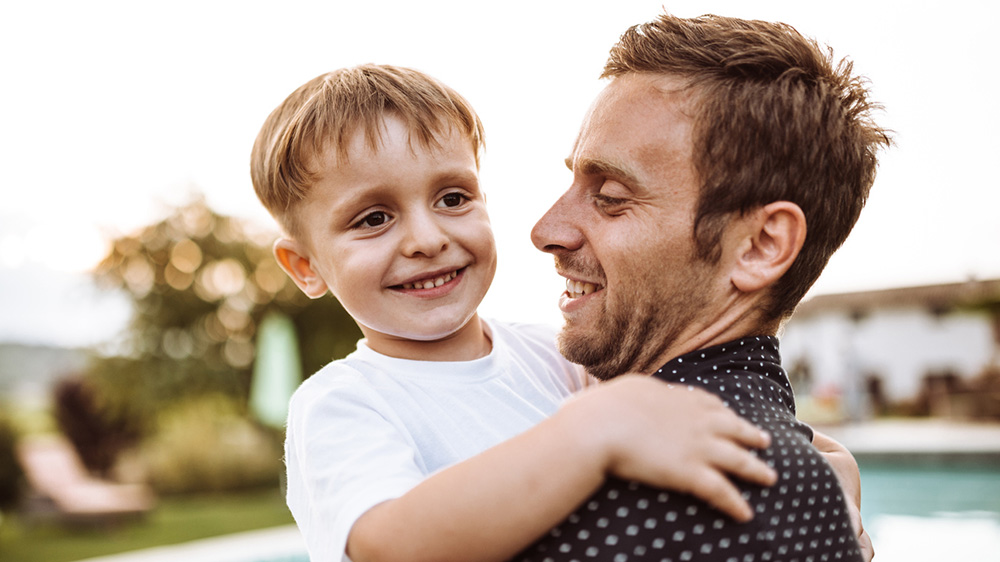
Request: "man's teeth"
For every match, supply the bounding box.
[402,270,458,290]
[565,279,599,298]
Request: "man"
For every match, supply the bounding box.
[517,13,890,562]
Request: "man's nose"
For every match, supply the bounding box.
[531,189,584,254]
[401,211,449,258]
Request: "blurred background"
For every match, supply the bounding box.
[1,1,998,561]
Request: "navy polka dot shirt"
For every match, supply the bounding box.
[514,336,863,562]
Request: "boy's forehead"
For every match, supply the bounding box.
[312,115,480,171]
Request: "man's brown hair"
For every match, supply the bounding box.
[250,64,485,235]
[603,13,892,321]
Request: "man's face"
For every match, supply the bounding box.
[531,73,724,380]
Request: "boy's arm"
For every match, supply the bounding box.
[347,375,777,562]
[813,430,874,562]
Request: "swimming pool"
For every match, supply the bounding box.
[857,457,1000,562]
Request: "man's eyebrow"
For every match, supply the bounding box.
[567,156,642,187]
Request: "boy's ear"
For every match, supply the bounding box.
[729,201,806,294]
[273,238,329,299]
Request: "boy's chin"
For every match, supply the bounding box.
[363,311,483,343]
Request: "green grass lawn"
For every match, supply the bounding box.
[0,487,295,562]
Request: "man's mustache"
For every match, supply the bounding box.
[553,254,606,285]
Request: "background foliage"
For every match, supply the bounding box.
[53,377,139,477]
[0,413,24,509]
[68,195,361,489]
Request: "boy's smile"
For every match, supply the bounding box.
[275,115,496,361]
[393,268,462,292]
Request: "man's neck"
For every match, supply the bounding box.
[648,296,777,372]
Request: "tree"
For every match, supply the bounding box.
[0,413,23,509]
[84,194,360,441]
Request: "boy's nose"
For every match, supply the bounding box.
[401,212,449,258]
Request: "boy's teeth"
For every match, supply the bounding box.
[565,279,598,298]
[402,270,458,290]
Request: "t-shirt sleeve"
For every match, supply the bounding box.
[505,321,595,393]
[285,371,425,562]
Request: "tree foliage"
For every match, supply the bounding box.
[85,195,360,438]
[0,413,23,509]
[53,376,139,477]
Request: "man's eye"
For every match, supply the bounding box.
[593,193,628,209]
[356,211,389,228]
[438,192,468,208]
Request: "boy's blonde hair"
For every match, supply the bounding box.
[250,64,485,235]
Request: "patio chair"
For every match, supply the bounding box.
[16,435,155,525]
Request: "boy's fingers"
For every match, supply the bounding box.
[686,469,754,523]
[858,528,875,562]
[711,441,777,487]
[711,411,771,449]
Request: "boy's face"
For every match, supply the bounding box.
[276,116,496,358]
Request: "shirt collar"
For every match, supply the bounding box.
[651,336,795,412]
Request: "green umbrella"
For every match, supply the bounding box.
[250,311,302,428]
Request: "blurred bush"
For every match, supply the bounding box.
[137,395,283,494]
[73,194,361,481]
[0,413,24,509]
[53,377,139,476]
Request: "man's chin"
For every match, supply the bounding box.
[557,323,632,382]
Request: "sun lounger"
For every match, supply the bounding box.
[16,435,155,524]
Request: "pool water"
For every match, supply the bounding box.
[858,459,1000,562]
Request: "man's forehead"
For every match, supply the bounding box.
[568,75,695,164]
[563,73,701,206]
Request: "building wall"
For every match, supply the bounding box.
[780,306,995,419]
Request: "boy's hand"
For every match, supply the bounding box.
[349,375,777,562]
[563,374,777,522]
[813,430,874,562]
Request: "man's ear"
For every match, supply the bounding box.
[730,201,806,293]
[273,238,329,299]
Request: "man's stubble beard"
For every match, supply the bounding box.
[557,262,715,381]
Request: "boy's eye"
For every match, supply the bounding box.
[355,211,389,229]
[437,192,468,208]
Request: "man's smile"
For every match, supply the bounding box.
[565,278,602,299]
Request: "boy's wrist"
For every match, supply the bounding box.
[555,380,636,476]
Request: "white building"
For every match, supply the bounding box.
[780,279,1000,421]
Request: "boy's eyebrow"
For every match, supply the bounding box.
[345,169,480,212]
[434,168,479,184]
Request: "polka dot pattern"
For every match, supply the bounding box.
[514,337,863,562]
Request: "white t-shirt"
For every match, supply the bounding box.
[284,319,589,561]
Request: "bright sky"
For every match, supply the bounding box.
[2,0,998,346]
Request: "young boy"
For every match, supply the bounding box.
[250,64,780,562]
